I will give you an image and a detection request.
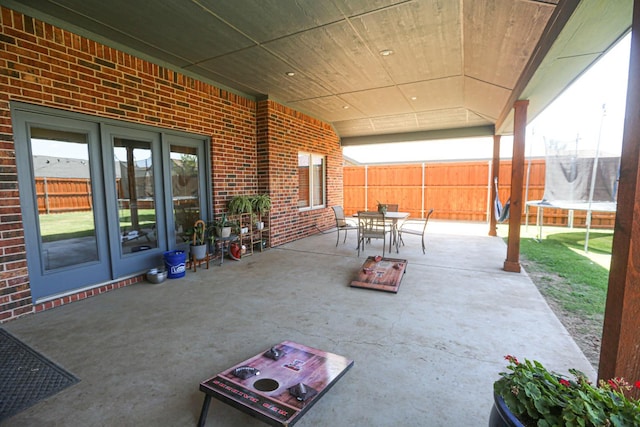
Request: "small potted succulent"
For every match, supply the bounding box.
[491,355,640,427]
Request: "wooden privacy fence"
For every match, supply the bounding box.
[36,177,93,214]
[36,177,157,214]
[344,159,616,228]
[36,160,616,229]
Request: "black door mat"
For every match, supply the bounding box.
[0,328,79,422]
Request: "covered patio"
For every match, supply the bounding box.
[3,222,593,425]
[2,1,640,422]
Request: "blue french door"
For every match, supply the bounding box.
[101,125,167,278]
[14,111,112,301]
[13,104,210,302]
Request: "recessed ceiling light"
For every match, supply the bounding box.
[342,105,350,109]
[411,96,417,101]
[379,49,394,56]
[285,71,295,77]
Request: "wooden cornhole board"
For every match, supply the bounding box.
[198,341,353,426]
[350,256,408,293]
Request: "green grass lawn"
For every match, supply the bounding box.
[39,210,156,242]
[39,211,97,242]
[498,225,612,318]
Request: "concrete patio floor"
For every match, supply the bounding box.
[2,221,595,426]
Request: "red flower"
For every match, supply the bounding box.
[505,355,519,365]
[559,379,571,387]
[635,380,640,389]
[608,379,619,390]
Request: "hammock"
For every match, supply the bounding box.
[494,177,510,222]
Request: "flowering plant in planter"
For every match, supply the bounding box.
[493,355,640,427]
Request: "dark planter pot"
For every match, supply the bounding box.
[489,393,525,427]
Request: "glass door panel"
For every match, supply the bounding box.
[170,145,200,245]
[13,108,111,302]
[102,125,165,278]
[30,128,99,270]
[113,138,158,254]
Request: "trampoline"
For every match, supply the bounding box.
[525,137,619,252]
[526,200,616,251]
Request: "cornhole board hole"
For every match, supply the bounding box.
[350,256,408,293]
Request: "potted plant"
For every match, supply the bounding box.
[377,200,387,214]
[210,213,233,238]
[228,195,253,216]
[189,219,208,260]
[491,355,640,427]
[251,194,271,215]
[251,194,271,229]
[254,216,265,230]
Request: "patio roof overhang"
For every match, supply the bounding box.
[2,0,632,144]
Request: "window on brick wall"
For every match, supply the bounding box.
[298,152,325,209]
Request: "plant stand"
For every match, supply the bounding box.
[190,248,210,272]
[190,220,209,272]
[232,213,254,257]
[253,211,270,252]
[214,234,239,265]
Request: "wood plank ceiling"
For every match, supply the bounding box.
[6,0,632,144]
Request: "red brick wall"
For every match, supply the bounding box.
[257,100,342,246]
[0,7,342,322]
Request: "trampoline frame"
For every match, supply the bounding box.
[525,200,616,252]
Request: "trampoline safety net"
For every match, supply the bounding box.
[542,138,619,204]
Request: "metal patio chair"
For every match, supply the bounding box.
[397,209,434,254]
[357,211,393,256]
[332,206,359,246]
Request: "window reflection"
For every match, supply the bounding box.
[298,153,309,208]
[298,152,325,209]
[113,138,158,254]
[171,145,200,244]
[30,128,99,270]
[312,155,325,206]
